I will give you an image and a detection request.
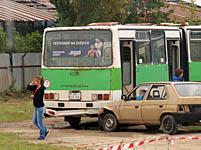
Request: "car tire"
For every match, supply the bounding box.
[67,116,81,129]
[145,125,160,131]
[161,115,178,134]
[102,113,118,132]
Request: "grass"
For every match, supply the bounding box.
[0,93,33,122]
[187,126,201,131]
[0,133,72,150]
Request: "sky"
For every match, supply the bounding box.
[183,0,201,6]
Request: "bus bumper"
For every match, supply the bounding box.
[45,108,98,117]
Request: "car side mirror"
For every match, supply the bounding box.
[121,95,129,100]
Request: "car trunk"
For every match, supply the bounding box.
[178,97,201,112]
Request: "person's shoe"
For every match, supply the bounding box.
[45,130,49,137]
[37,137,45,140]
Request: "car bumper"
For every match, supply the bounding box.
[173,112,201,124]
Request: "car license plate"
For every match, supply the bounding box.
[70,92,81,100]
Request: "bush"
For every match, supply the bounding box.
[15,31,43,53]
[0,28,42,53]
[0,27,7,53]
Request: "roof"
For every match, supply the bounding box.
[13,0,56,14]
[163,2,201,23]
[0,0,56,22]
[182,0,201,7]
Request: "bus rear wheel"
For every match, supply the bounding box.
[65,116,81,129]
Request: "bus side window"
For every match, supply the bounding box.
[122,47,131,85]
[136,31,151,64]
[151,31,166,64]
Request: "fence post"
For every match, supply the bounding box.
[22,53,27,91]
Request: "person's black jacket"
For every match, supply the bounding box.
[27,85,45,108]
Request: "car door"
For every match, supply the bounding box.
[119,85,150,124]
[141,84,168,124]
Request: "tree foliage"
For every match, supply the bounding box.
[0,29,42,53]
[51,0,170,26]
[15,32,42,53]
[51,0,129,26]
[0,28,7,53]
[126,0,169,24]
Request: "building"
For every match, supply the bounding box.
[0,0,57,33]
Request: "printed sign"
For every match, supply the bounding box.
[51,39,103,58]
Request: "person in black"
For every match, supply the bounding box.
[27,76,49,140]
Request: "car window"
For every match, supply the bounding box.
[147,85,167,100]
[175,83,201,97]
[128,85,149,101]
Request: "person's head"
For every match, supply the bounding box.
[32,76,44,87]
[175,68,184,77]
[139,89,146,96]
[95,38,100,43]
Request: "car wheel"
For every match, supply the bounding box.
[102,113,118,132]
[67,116,81,129]
[145,125,160,131]
[161,115,178,134]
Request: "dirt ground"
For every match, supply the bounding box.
[1,117,201,150]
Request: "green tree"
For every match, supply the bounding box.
[51,0,129,26]
[0,27,7,53]
[14,32,42,53]
[126,0,170,24]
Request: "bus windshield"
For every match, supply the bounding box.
[43,30,112,67]
[190,30,201,62]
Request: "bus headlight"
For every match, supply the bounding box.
[44,80,50,88]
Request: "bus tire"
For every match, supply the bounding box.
[102,113,118,132]
[66,116,81,129]
[161,115,178,134]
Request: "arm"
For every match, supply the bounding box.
[27,84,37,92]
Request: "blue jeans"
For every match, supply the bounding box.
[33,107,48,138]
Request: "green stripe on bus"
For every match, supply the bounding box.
[136,64,169,84]
[42,68,122,91]
[189,62,201,81]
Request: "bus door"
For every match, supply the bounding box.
[165,30,181,81]
[167,40,180,81]
[120,40,136,95]
[135,30,168,84]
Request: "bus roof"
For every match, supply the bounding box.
[44,25,180,32]
[182,25,201,30]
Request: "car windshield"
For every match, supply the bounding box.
[175,83,201,97]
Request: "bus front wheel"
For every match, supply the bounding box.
[65,116,81,129]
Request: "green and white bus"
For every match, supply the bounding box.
[181,26,201,82]
[42,24,183,127]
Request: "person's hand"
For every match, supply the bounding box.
[30,81,34,86]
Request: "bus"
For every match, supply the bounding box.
[180,26,201,82]
[42,24,186,127]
